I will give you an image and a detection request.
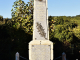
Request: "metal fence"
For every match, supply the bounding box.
[15,52,78,60]
[53,52,66,60]
[15,52,28,60]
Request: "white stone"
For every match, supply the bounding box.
[29,0,53,60]
[33,0,49,40]
[29,40,53,60]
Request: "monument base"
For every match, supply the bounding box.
[28,40,53,60]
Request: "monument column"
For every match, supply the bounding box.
[29,0,53,60]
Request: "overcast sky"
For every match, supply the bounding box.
[0,0,80,18]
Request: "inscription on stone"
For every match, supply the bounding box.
[36,22,47,39]
[31,45,50,60]
[35,0,46,21]
[38,0,43,1]
[33,0,48,40]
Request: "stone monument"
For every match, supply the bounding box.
[29,0,53,60]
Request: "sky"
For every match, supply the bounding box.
[0,0,80,18]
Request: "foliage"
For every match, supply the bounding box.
[11,0,34,35]
[0,0,80,59]
[49,16,79,45]
[0,15,3,21]
[73,26,80,39]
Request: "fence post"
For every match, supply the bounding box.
[62,52,66,60]
[15,52,19,60]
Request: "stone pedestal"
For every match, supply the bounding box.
[29,40,53,60]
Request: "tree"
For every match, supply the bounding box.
[11,0,34,35]
[48,15,53,22]
[49,16,75,44]
[73,26,80,39]
[0,15,3,21]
